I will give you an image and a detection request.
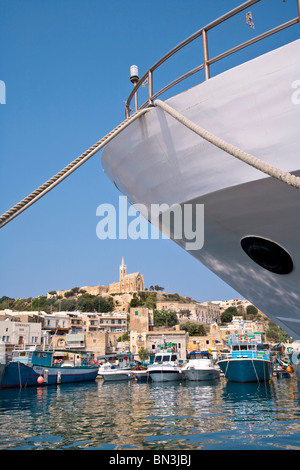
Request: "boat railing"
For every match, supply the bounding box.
[125,0,300,118]
[232,350,270,360]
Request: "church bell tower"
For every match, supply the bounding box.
[119,257,127,281]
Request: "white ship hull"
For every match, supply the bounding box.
[102,40,300,339]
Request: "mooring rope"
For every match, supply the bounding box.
[1,96,298,230]
[0,108,148,229]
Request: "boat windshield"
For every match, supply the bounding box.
[154,354,177,363]
[188,352,210,359]
[232,344,256,351]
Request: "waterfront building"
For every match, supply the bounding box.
[187,323,223,359]
[81,312,101,333]
[129,307,188,361]
[98,311,128,333]
[146,329,188,361]
[43,312,70,335]
[211,299,252,314]
[130,307,154,333]
[0,320,41,353]
[156,300,220,324]
[0,309,45,324]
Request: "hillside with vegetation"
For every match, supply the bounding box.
[0,289,292,341]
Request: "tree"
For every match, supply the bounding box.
[246,305,258,317]
[64,290,74,298]
[266,321,292,343]
[31,296,48,311]
[138,347,148,362]
[129,297,139,308]
[221,310,234,323]
[153,309,178,327]
[178,309,191,320]
[180,322,206,336]
[0,296,15,309]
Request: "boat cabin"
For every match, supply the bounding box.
[187,351,212,360]
[227,333,270,361]
[12,348,94,368]
[98,352,133,369]
[12,349,53,367]
[153,351,179,365]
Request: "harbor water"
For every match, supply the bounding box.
[1,376,300,450]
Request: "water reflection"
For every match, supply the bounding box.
[0,378,300,449]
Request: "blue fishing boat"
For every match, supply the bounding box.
[1,347,99,388]
[217,332,273,383]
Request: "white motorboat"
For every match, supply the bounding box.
[98,352,134,381]
[181,351,220,381]
[148,350,182,382]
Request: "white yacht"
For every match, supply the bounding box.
[181,351,220,381]
[148,350,182,382]
[101,1,300,341]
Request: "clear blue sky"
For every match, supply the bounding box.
[0,0,299,301]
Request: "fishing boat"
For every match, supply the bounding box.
[101,0,300,343]
[0,347,99,388]
[181,350,220,381]
[217,332,273,383]
[273,357,294,379]
[147,349,182,382]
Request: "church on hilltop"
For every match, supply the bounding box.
[47,257,144,298]
[108,257,144,294]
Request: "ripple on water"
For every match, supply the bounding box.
[0,377,300,449]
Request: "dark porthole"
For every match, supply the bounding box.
[241,236,293,275]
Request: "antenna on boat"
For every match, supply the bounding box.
[130,65,139,112]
